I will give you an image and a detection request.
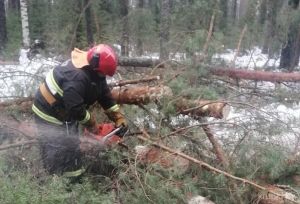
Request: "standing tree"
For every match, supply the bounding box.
[0,0,7,53]
[120,0,129,56]
[159,0,170,60]
[280,0,300,71]
[20,0,30,48]
[84,0,94,46]
[262,0,283,56]
[136,0,144,56]
[8,0,20,10]
[219,0,228,30]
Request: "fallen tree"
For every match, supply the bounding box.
[116,57,300,83]
[0,86,228,119]
[111,85,173,104]
[211,68,300,82]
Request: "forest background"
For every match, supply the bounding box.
[1,0,300,204]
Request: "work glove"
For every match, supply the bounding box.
[84,114,98,134]
[105,109,128,137]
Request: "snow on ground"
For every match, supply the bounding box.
[213,47,281,69]
[0,49,59,100]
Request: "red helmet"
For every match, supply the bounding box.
[87,44,118,76]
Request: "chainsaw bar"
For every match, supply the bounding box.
[101,127,121,143]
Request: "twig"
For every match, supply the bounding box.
[0,140,37,151]
[134,154,155,203]
[161,121,247,139]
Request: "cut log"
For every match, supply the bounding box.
[211,68,300,82]
[118,57,165,68]
[109,76,160,87]
[175,98,229,119]
[111,85,173,105]
[116,57,300,83]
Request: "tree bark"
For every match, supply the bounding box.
[219,0,228,29]
[262,0,281,55]
[120,0,129,56]
[202,125,230,168]
[84,0,94,47]
[211,68,300,82]
[136,0,144,56]
[279,2,300,71]
[111,85,173,105]
[0,0,7,52]
[8,0,20,10]
[0,87,228,120]
[159,0,170,60]
[20,0,30,48]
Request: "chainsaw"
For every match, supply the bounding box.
[84,123,124,145]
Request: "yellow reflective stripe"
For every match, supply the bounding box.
[32,104,63,125]
[48,69,63,96]
[107,104,120,112]
[63,168,85,177]
[79,110,90,124]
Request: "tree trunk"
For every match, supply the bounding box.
[219,0,228,29]
[227,0,235,25]
[280,29,300,71]
[0,0,7,52]
[111,85,173,105]
[258,0,267,25]
[211,68,300,82]
[120,0,129,56]
[233,0,238,23]
[279,1,300,71]
[262,0,280,55]
[159,0,170,60]
[8,0,20,10]
[84,0,94,47]
[20,0,30,48]
[136,0,144,56]
[0,86,228,120]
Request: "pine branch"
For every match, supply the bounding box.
[137,130,299,204]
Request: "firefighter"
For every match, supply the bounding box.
[32,44,128,176]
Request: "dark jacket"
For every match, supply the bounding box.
[33,60,116,123]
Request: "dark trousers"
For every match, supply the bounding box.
[34,116,82,175]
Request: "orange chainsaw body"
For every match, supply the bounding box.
[89,123,121,144]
